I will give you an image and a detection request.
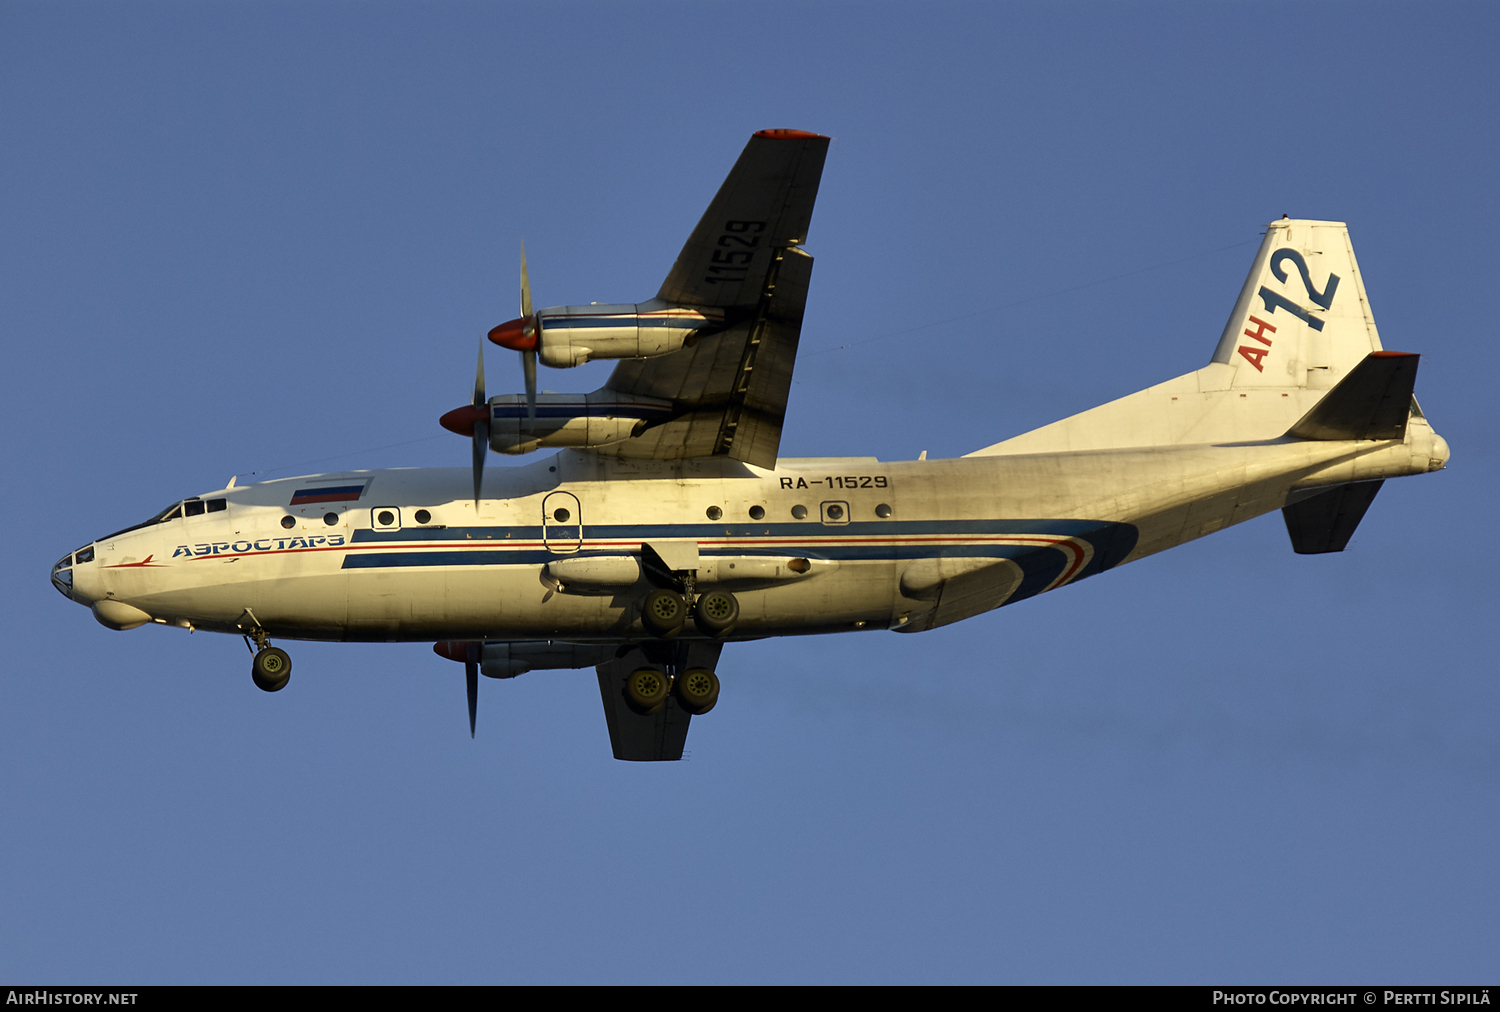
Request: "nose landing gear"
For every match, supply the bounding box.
[241,617,292,692]
[252,647,292,692]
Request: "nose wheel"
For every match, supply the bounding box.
[242,619,292,692]
[252,647,292,692]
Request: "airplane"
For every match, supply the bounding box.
[50,129,1450,761]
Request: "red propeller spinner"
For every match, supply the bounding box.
[488,316,536,351]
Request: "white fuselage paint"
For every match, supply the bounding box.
[63,417,1447,646]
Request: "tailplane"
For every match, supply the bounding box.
[1286,351,1418,441]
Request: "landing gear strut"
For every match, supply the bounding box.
[241,617,291,693]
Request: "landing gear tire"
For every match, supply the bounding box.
[641,589,687,638]
[252,647,292,692]
[675,667,720,715]
[624,667,671,715]
[694,589,739,637]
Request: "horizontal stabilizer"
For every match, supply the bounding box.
[1287,351,1419,441]
[1282,480,1384,554]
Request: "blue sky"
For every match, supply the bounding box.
[3,1,1497,983]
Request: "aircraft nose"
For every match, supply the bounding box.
[50,554,75,600]
[52,544,98,605]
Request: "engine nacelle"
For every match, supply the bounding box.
[434,641,618,678]
[489,298,729,368]
[486,391,675,455]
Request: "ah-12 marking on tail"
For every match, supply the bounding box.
[51,130,1450,760]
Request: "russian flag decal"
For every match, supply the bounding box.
[290,484,367,505]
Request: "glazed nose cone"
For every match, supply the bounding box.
[50,553,75,600]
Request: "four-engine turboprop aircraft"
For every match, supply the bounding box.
[51,130,1449,760]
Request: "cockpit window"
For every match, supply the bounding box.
[96,493,234,543]
[75,546,94,564]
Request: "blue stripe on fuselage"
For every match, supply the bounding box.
[341,519,1139,594]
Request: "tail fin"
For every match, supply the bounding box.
[1211,218,1384,391]
[970,219,1397,456]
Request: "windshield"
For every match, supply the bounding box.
[96,498,219,543]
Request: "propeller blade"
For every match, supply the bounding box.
[472,339,487,409]
[471,341,488,505]
[520,241,537,427]
[520,239,532,319]
[472,418,488,505]
[465,659,478,738]
[523,349,537,427]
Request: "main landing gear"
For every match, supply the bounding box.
[639,588,740,638]
[242,622,291,692]
[624,665,720,716]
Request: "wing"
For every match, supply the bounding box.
[602,130,829,469]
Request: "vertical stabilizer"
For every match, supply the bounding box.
[970,219,1395,456]
[1211,219,1383,392]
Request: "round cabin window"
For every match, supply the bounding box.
[553,507,571,523]
[791,505,808,519]
[748,505,765,520]
[706,506,723,520]
[323,512,339,526]
[875,504,892,518]
[281,515,296,529]
[414,509,431,524]
[826,504,845,521]
[377,511,395,527]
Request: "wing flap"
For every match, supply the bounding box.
[606,245,813,467]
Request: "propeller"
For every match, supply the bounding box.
[433,641,482,738]
[488,240,538,428]
[465,642,479,738]
[470,340,488,506]
[520,241,536,426]
[437,345,491,506]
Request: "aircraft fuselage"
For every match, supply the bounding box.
[57,422,1446,646]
